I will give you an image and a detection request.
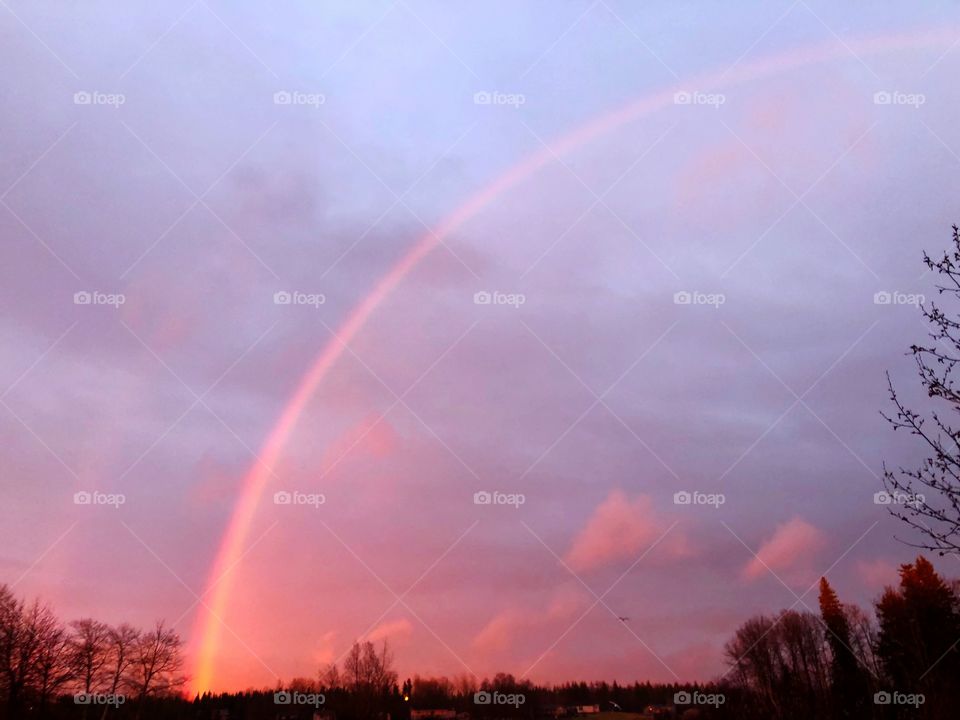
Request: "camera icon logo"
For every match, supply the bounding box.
[473,491,492,505]
[474,692,491,705]
[473,91,492,105]
[274,691,292,705]
[673,91,692,105]
[74,491,92,505]
[673,291,692,305]
[874,691,891,705]
[473,291,492,305]
[274,291,292,305]
[274,491,292,505]
[74,291,92,305]
[874,491,892,505]
[873,91,892,105]
[673,491,692,505]
[673,691,691,705]
[873,291,892,305]
[273,91,292,105]
[73,91,92,105]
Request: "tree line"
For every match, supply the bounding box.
[282,555,960,720]
[3,555,960,719]
[725,556,960,719]
[0,584,184,719]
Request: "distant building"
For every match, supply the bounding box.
[411,709,457,720]
[642,705,672,719]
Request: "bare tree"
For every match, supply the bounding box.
[95,624,139,720]
[341,640,398,719]
[344,641,363,691]
[0,585,21,708]
[69,619,111,696]
[0,585,194,718]
[884,225,960,554]
[725,610,830,720]
[32,606,73,711]
[103,623,139,698]
[289,676,319,692]
[126,621,186,718]
[0,591,73,714]
[362,640,397,694]
[319,661,341,690]
[843,605,881,682]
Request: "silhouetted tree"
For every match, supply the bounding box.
[126,621,186,719]
[98,623,138,720]
[68,619,110,698]
[876,556,960,717]
[320,661,341,690]
[0,590,72,716]
[843,604,881,685]
[725,609,829,720]
[341,640,398,719]
[411,675,454,708]
[817,578,868,718]
[32,605,73,712]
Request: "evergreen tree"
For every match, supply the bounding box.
[817,577,867,718]
[876,556,960,717]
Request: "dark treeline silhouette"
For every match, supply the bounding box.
[726,556,960,720]
[3,555,959,719]
[0,583,184,720]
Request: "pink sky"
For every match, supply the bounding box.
[2,0,960,694]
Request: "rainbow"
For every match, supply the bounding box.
[189,28,958,693]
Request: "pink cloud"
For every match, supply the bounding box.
[742,517,827,585]
[545,588,587,621]
[857,557,898,589]
[364,618,413,644]
[472,588,588,655]
[320,412,399,474]
[664,641,725,680]
[565,491,672,572]
[312,631,339,666]
[472,608,525,654]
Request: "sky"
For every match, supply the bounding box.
[3,0,960,695]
